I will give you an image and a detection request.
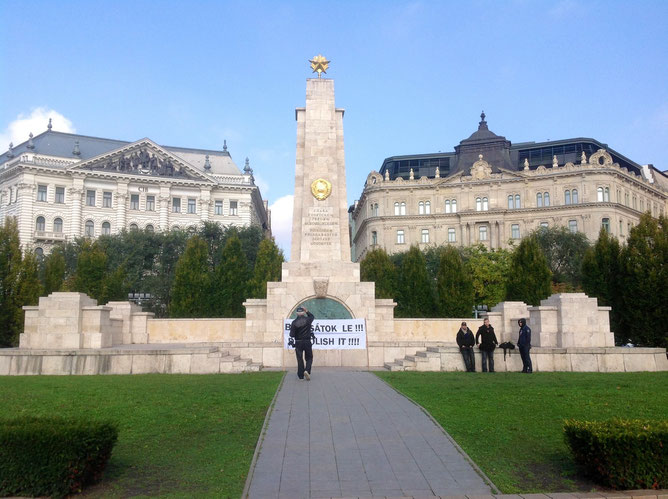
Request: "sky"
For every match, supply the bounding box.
[1,0,667,257]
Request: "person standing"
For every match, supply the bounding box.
[290,306,315,380]
[476,318,498,372]
[517,318,532,373]
[456,322,476,372]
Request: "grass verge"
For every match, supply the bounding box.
[0,372,284,498]
[376,371,668,494]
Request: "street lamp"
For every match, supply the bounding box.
[473,304,488,319]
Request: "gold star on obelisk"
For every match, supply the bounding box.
[309,54,330,78]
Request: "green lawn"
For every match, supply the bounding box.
[0,372,284,498]
[376,371,668,494]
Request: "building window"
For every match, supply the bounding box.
[483,197,489,211]
[230,200,238,216]
[37,185,47,202]
[544,192,550,206]
[394,201,406,215]
[130,194,139,210]
[146,195,155,211]
[172,225,180,231]
[35,247,44,258]
[617,189,622,202]
[86,190,96,206]
[36,216,45,231]
[640,199,645,211]
[129,223,138,231]
[515,195,521,209]
[568,220,577,233]
[172,197,181,213]
[605,188,609,202]
[511,224,520,239]
[572,189,578,204]
[421,229,429,243]
[601,218,610,232]
[146,224,154,233]
[101,191,111,208]
[371,231,377,245]
[396,230,405,244]
[215,200,223,215]
[188,198,196,214]
[565,190,571,205]
[424,201,430,214]
[476,197,482,211]
[599,187,610,202]
[632,196,637,210]
[624,192,629,206]
[619,220,623,235]
[451,199,457,213]
[102,221,111,235]
[445,200,451,213]
[448,228,456,242]
[536,193,543,207]
[597,187,603,202]
[85,220,94,237]
[53,218,63,233]
[540,222,549,228]
[508,195,514,209]
[479,225,488,241]
[55,187,65,204]
[418,201,425,214]
[373,203,379,216]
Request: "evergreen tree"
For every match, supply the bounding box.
[99,265,129,305]
[533,226,590,289]
[616,214,668,347]
[360,247,396,299]
[43,247,66,295]
[462,244,512,309]
[395,245,435,318]
[170,236,211,317]
[211,234,248,317]
[248,238,284,298]
[505,236,552,305]
[0,218,24,346]
[71,240,108,302]
[13,250,43,344]
[436,246,474,317]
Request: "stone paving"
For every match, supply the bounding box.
[246,370,495,498]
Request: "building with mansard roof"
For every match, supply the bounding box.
[350,113,667,261]
[0,121,270,255]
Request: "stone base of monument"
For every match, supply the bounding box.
[1,291,666,375]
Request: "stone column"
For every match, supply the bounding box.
[159,186,170,231]
[17,182,36,248]
[68,187,83,239]
[200,188,211,222]
[115,193,127,231]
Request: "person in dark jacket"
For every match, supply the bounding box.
[290,306,315,380]
[476,318,498,372]
[517,318,532,373]
[456,322,476,372]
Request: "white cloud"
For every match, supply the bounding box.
[269,194,293,259]
[0,108,76,148]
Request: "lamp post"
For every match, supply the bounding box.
[473,304,488,319]
[127,292,152,307]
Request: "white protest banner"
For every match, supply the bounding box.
[283,319,366,350]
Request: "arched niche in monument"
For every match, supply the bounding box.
[288,297,353,319]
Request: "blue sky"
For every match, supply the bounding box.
[1,0,667,256]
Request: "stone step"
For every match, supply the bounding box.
[220,354,241,363]
[245,363,262,372]
[384,362,404,371]
[415,350,440,358]
[395,357,416,367]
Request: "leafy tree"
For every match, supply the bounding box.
[0,218,24,346]
[436,246,474,317]
[505,236,552,305]
[462,245,512,309]
[616,214,668,347]
[70,240,108,302]
[14,250,43,343]
[395,245,435,318]
[211,234,249,317]
[533,226,590,289]
[248,238,284,298]
[43,247,66,295]
[99,265,129,305]
[360,247,396,299]
[170,236,211,318]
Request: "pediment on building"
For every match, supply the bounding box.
[68,138,214,182]
[469,155,492,180]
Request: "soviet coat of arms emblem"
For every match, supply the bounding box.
[311,178,332,200]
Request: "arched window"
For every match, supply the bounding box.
[536,193,543,207]
[445,200,451,213]
[601,218,610,232]
[85,220,94,237]
[544,192,550,206]
[102,221,111,235]
[515,194,521,208]
[424,201,430,214]
[146,224,154,233]
[565,190,571,205]
[373,203,379,216]
[400,202,406,215]
[482,197,489,211]
[476,197,482,211]
[597,187,604,202]
[35,247,44,258]
[53,218,63,233]
[36,216,45,231]
[394,202,400,215]
[371,231,377,245]
[451,199,457,213]
[418,201,425,215]
[172,225,181,231]
[572,189,578,204]
[604,187,610,202]
[508,195,514,209]
[129,223,138,231]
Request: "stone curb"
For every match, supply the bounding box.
[308,490,668,498]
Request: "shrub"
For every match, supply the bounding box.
[0,417,118,498]
[563,418,667,489]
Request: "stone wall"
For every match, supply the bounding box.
[148,318,246,343]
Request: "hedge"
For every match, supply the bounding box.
[0,417,118,498]
[564,418,667,489]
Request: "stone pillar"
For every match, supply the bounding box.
[17,182,36,248]
[68,187,83,239]
[116,183,128,231]
[159,186,170,230]
[200,188,211,222]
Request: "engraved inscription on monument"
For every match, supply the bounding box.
[304,206,339,246]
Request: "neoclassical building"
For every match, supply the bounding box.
[350,113,667,261]
[0,122,270,255]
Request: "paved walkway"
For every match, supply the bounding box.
[246,370,495,498]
